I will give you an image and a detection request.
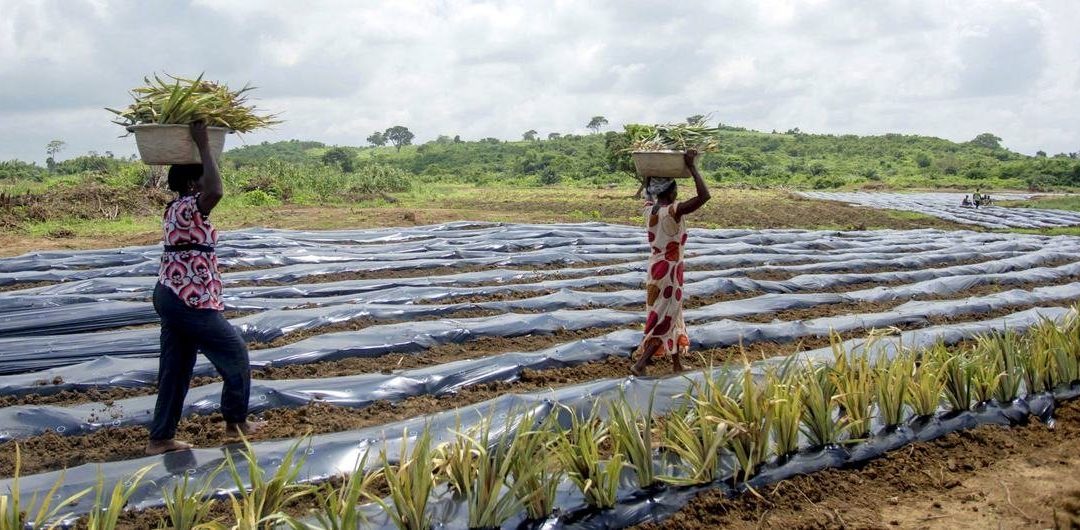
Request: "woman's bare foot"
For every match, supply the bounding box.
[225,420,267,439]
[145,439,193,456]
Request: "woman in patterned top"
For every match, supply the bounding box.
[630,150,711,376]
[146,122,262,455]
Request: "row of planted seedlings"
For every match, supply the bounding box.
[3,311,1079,530]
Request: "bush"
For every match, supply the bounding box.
[53,155,125,175]
[811,175,845,189]
[0,160,48,181]
[1026,174,1057,192]
[238,189,279,206]
[913,152,932,168]
[538,169,561,186]
[346,163,412,195]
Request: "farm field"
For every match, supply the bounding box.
[5,1,1080,527]
[1,217,1079,528]
[0,186,968,258]
[799,191,1080,229]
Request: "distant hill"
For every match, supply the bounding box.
[222,127,1080,190]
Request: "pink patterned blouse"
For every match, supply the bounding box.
[157,194,224,310]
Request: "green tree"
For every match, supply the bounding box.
[366,131,386,147]
[384,126,415,151]
[914,152,932,168]
[321,146,354,172]
[686,114,706,126]
[45,139,66,170]
[969,133,1002,150]
[587,116,608,134]
[548,132,561,141]
[523,130,539,142]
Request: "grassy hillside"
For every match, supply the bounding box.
[220,128,1080,191]
[2,125,1078,242]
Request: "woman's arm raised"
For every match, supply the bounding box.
[676,149,711,218]
[192,121,224,215]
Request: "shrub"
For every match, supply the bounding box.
[238,189,279,206]
[538,170,561,186]
[811,175,845,189]
[347,163,412,195]
[914,152,932,168]
[0,160,48,181]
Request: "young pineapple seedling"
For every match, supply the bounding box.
[551,406,623,509]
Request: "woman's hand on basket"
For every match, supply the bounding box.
[683,149,699,168]
[189,121,210,151]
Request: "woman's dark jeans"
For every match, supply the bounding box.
[150,283,250,441]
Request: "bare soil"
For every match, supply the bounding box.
[0,280,60,293]
[254,324,629,380]
[229,258,644,288]
[740,255,1004,282]
[247,308,504,350]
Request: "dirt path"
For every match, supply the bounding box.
[641,399,1080,530]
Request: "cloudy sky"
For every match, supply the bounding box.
[1,0,1077,163]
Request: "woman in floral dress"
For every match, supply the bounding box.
[147,122,262,455]
[631,150,711,376]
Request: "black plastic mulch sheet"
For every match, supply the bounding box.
[2,297,1078,441]
[1,246,1077,374]
[3,223,1080,526]
[0,307,1073,527]
[2,271,1079,399]
[798,191,1080,229]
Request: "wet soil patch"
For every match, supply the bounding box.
[639,399,1080,530]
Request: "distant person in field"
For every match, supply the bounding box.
[961,195,972,207]
[631,150,711,376]
[972,190,983,208]
[147,122,262,455]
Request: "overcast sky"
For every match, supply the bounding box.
[1,0,1077,163]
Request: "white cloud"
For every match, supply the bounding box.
[0,0,1077,163]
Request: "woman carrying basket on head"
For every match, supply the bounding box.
[146,122,263,455]
[631,150,711,376]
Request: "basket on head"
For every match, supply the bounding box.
[631,151,691,179]
[127,124,231,165]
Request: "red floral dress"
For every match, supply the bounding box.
[157,194,224,310]
[636,201,690,358]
